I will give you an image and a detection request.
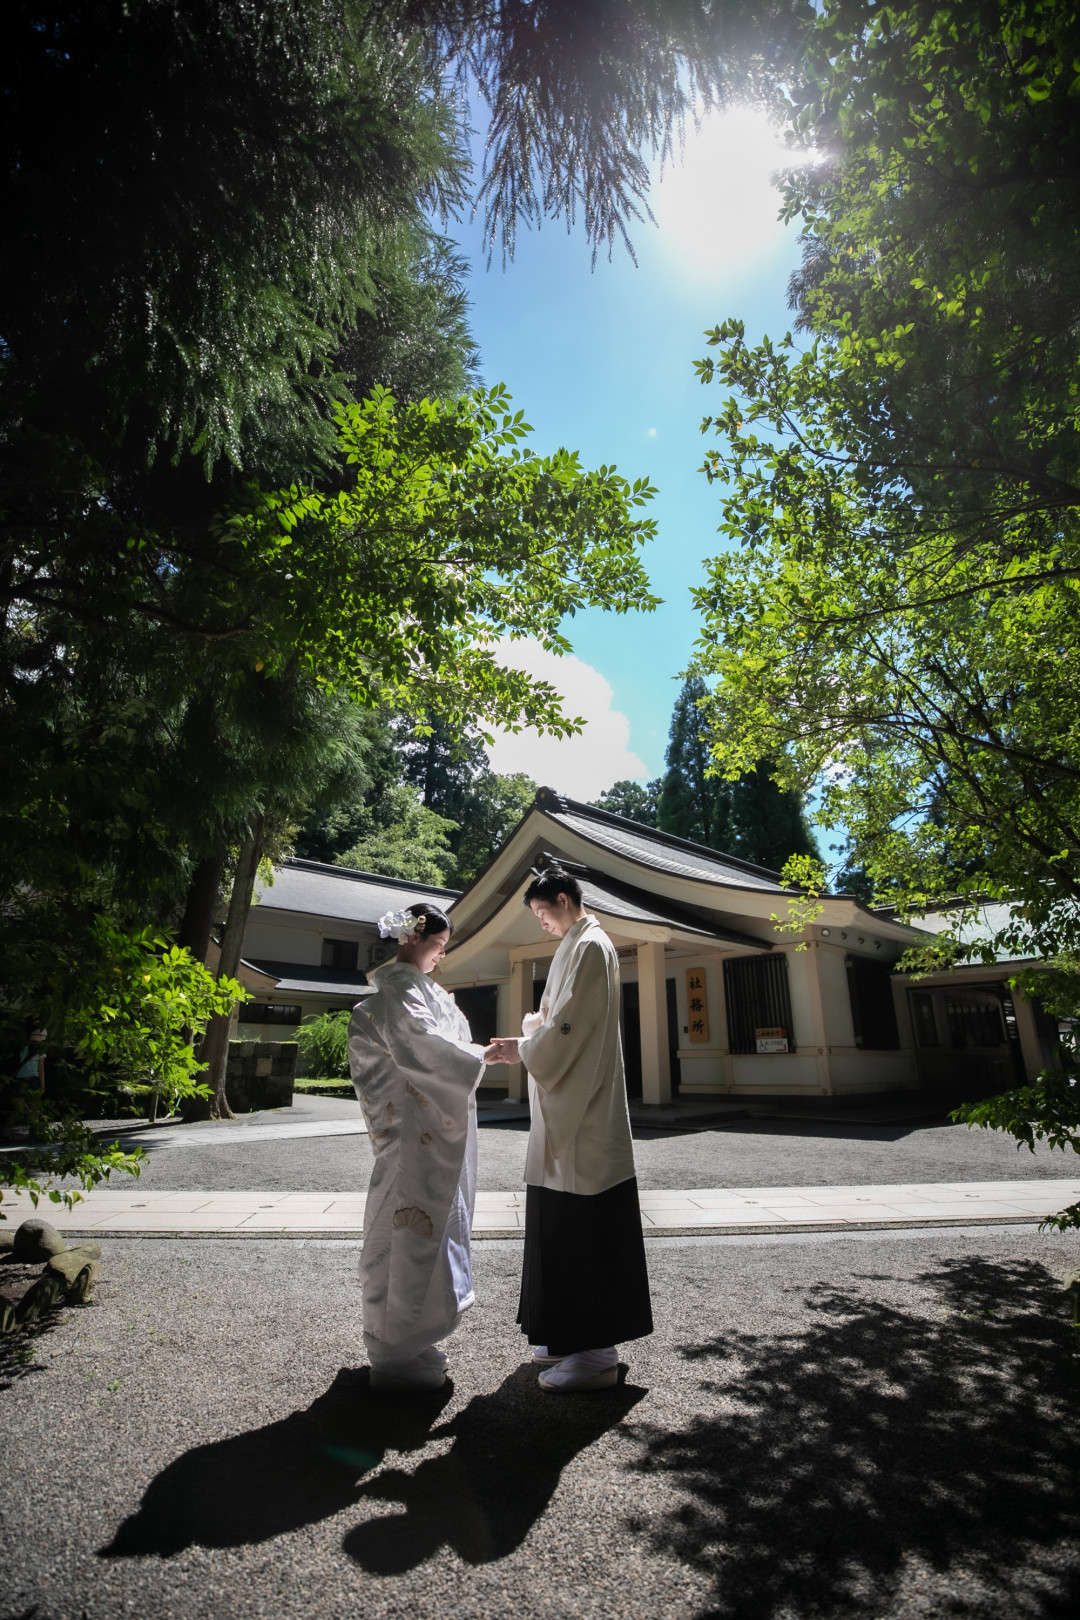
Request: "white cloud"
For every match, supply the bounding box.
[484,639,648,800]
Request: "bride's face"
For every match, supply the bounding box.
[398,927,450,975]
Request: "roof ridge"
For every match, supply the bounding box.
[537,788,789,885]
[281,857,460,897]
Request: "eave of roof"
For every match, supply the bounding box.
[243,958,372,999]
[579,873,771,950]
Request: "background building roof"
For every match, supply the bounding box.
[243,959,372,1000]
[254,859,459,928]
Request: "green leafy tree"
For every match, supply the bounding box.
[691,0,1080,953]
[656,677,816,868]
[337,785,459,886]
[412,0,810,259]
[293,709,402,865]
[728,760,819,874]
[1,920,241,1218]
[395,712,489,822]
[591,779,663,826]
[690,0,1080,1220]
[657,676,733,848]
[453,771,539,886]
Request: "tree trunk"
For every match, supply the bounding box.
[197,818,265,1121]
[177,848,226,962]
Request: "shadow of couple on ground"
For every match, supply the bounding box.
[101,1254,1080,1615]
[102,1362,645,1571]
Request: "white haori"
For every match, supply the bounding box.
[348,961,486,1363]
[518,913,636,1196]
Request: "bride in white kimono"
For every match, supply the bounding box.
[348,905,486,1391]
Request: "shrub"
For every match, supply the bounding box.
[294,1010,351,1079]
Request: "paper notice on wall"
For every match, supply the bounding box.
[755,1026,789,1054]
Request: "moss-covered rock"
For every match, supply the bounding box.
[13,1219,67,1262]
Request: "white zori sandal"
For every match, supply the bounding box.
[530,1346,565,1366]
[538,1347,619,1392]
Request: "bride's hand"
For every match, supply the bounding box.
[483,1037,519,1063]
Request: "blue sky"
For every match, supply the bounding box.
[446,106,808,798]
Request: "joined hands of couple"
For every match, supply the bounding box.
[483,1037,520,1064]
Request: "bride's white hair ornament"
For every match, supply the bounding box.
[378,908,426,943]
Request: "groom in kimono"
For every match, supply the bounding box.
[485,859,653,1391]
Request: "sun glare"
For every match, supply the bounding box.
[652,104,812,276]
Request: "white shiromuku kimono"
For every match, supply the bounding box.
[518,914,635,1195]
[348,962,486,1369]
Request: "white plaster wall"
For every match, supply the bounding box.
[678,1053,726,1089]
[731,1053,820,1088]
[243,919,321,963]
[783,950,816,1048]
[818,947,857,1046]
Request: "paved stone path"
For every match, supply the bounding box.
[5,1176,1078,1239]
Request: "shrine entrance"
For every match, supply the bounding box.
[621,978,681,1100]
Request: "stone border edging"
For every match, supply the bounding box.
[37,1213,1047,1242]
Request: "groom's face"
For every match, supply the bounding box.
[530,895,573,938]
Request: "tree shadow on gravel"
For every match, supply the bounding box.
[102,1363,643,1566]
[630,1256,1080,1620]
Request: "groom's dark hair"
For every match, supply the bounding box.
[523,864,582,907]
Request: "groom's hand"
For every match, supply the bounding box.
[483,1037,520,1063]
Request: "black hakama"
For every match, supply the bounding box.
[516,1176,654,1354]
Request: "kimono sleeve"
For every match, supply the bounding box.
[517,939,610,1096]
[390,982,486,1095]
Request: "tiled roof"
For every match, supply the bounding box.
[548,803,789,894]
[580,877,769,949]
[254,859,459,928]
[244,959,372,999]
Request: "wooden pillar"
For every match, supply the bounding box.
[506,957,529,1102]
[1011,990,1045,1081]
[636,941,671,1105]
[712,958,734,1091]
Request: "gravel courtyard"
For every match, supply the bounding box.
[3,1226,1078,1620]
[96,1095,1080,1195]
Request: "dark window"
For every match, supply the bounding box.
[909,990,939,1048]
[239,1003,302,1025]
[946,990,1006,1049]
[321,938,359,970]
[724,955,796,1055]
[846,957,900,1049]
[454,985,499,1045]
[533,977,547,1013]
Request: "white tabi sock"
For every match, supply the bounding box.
[538,1346,619,1392]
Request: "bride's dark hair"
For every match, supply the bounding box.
[411,907,453,938]
[523,862,582,907]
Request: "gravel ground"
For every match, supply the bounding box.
[90,1100,1080,1194]
[2,1225,1078,1620]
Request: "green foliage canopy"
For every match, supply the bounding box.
[224,386,659,731]
[691,0,1080,959]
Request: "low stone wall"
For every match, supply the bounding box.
[225,1040,297,1113]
